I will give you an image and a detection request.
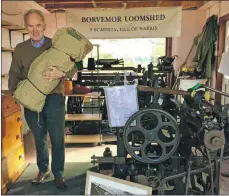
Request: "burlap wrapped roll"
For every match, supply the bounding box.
[13,27,93,112]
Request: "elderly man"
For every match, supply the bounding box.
[8,9,77,189]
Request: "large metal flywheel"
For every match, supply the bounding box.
[123,109,180,164]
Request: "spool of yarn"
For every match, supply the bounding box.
[64,80,73,95]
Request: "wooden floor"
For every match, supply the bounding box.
[22,131,229,194]
[24,131,117,163]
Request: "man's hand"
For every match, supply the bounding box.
[43,66,64,81]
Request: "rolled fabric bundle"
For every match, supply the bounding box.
[13,27,93,112]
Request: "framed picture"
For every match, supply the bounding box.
[85,171,152,195]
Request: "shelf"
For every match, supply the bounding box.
[102,133,117,142]
[65,134,102,143]
[2,20,25,30]
[2,20,12,26]
[77,70,99,72]
[1,47,15,52]
[64,93,104,98]
[1,20,28,34]
[16,29,28,34]
[77,69,133,72]
[65,114,102,121]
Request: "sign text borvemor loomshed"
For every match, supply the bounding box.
[66,7,182,39]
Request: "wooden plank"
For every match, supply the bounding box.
[102,133,117,142]
[2,25,25,31]
[65,114,102,121]
[36,0,176,3]
[16,29,28,34]
[166,38,172,56]
[1,47,15,52]
[77,69,131,72]
[65,134,102,143]
[37,0,205,5]
[1,20,12,26]
[77,70,98,72]
[43,1,205,9]
[1,20,25,31]
[157,1,163,6]
[64,93,104,98]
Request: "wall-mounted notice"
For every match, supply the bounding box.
[66,7,182,39]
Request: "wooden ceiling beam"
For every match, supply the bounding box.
[181,1,204,7]
[156,1,163,6]
[36,0,206,9]
[43,2,205,9]
[37,0,206,4]
[38,1,154,5]
[37,0,165,3]
[44,2,156,9]
[159,1,181,7]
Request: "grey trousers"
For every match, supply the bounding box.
[24,93,65,177]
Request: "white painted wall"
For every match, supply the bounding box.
[11,31,24,48]
[44,11,67,38]
[222,20,229,104]
[1,53,12,76]
[172,10,206,71]
[2,28,11,48]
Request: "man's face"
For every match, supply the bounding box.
[25,13,46,43]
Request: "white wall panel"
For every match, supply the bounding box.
[222,20,229,104]
[1,52,12,75]
[23,34,30,41]
[2,28,11,48]
[1,77,9,90]
[11,31,23,48]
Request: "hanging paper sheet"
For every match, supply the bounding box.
[104,85,139,127]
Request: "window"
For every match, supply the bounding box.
[84,38,166,68]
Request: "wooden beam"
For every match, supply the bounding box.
[198,1,217,10]
[181,1,204,8]
[43,1,204,9]
[65,114,102,121]
[91,0,98,8]
[64,134,102,144]
[157,1,163,6]
[1,47,15,52]
[159,1,181,7]
[1,20,25,30]
[1,20,12,26]
[37,0,196,3]
[166,38,172,57]
[44,2,155,9]
[37,0,167,4]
